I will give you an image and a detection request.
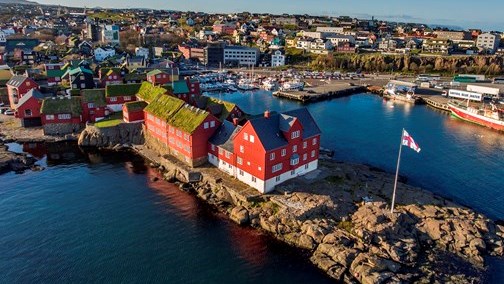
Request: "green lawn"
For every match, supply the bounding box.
[94,112,124,128]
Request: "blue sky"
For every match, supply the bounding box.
[37,0,504,31]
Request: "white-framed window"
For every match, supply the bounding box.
[312,138,317,145]
[211,145,215,151]
[239,170,244,176]
[58,113,71,120]
[291,130,300,139]
[250,135,255,143]
[237,157,243,165]
[176,130,182,137]
[239,145,244,153]
[169,127,174,133]
[124,96,131,101]
[204,122,209,129]
[275,176,281,182]
[81,83,86,88]
[45,114,55,120]
[228,164,232,169]
[270,153,275,161]
[303,141,307,149]
[290,156,299,166]
[72,84,77,89]
[225,151,231,158]
[272,163,283,173]
[303,153,307,161]
[155,118,161,125]
[183,134,190,141]
[210,121,215,128]
[156,74,161,79]
[311,150,316,158]
[87,103,94,108]
[243,132,248,141]
[281,149,286,156]
[251,176,257,183]
[293,145,297,153]
[218,148,224,155]
[110,97,117,102]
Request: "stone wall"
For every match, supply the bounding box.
[43,123,82,136]
[78,122,144,147]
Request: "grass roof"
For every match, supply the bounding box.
[147,69,166,77]
[136,82,168,103]
[124,101,148,112]
[144,95,184,121]
[41,96,82,116]
[105,83,142,97]
[81,89,107,106]
[205,96,238,121]
[169,106,209,134]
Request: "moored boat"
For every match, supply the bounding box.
[383,90,423,104]
[448,100,504,131]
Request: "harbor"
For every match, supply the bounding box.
[273,83,366,102]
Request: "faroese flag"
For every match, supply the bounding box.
[402,130,421,153]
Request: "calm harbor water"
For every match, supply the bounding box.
[1,91,504,282]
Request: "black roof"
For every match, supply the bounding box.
[209,120,242,152]
[248,107,321,151]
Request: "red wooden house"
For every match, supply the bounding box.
[169,80,201,105]
[146,69,176,85]
[45,63,65,86]
[40,96,83,135]
[144,95,221,167]
[208,108,321,193]
[14,89,47,127]
[99,68,123,87]
[81,89,107,122]
[105,83,141,112]
[6,75,39,109]
[123,101,148,123]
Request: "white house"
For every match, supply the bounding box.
[316,26,344,34]
[271,50,285,67]
[135,47,150,59]
[94,46,116,61]
[327,35,355,46]
[476,33,501,54]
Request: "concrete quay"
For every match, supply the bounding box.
[273,83,366,102]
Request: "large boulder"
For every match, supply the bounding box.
[230,206,250,225]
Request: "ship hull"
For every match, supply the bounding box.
[449,104,504,131]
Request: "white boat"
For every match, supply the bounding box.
[280,80,304,91]
[262,78,279,91]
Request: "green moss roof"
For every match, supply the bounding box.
[169,106,209,134]
[136,82,168,103]
[147,69,166,77]
[144,95,185,121]
[81,89,107,107]
[205,97,237,121]
[41,97,82,116]
[105,83,142,97]
[124,101,148,112]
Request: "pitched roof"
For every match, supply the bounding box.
[248,108,321,151]
[209,120,242,152]
[124,101,148,112]
[147,69,166,77]
[198,96,239,121]
[81,89,107,107]
[169,105,210,134]
[172,80,189,94]
[136,82,169,103]
[62,67,94,78]
[5,39,39,53]
[6,75,30,87]
[144,95,184,121]
[105,83,142,97]
[15,89,47,109]
[40,96,82,116]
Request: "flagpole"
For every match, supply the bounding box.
[390,128,405,214]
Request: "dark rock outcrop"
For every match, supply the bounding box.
[78,123,144,148]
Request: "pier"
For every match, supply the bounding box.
[420,95,451,112]
[273,83,366,102]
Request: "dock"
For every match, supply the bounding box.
[418,95,451,112]
[273,83,366,102]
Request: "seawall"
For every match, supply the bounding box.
[78,122,144,148]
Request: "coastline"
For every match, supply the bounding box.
[1,122,503,283]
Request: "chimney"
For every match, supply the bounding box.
[264,110,270,119]
[232,117,238,126]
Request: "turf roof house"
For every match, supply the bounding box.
[40,96,83,135]
[6,75,39,109]
[98,67,123,87]
[197,96,244,123]
[144,95,221,167]
[81,89,108,122]
[14,89,48,127]
[44,63,65,86]
[62,66,95,90]
[105,83,141,112]
[146,69,178,85]
[208,108,321,193]
[123,101,148,123]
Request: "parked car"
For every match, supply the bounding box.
[4,109,15,115]
[0,107,9,114]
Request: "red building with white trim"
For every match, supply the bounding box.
[208,108,321,193]
[123,101,148,123]
[6,75,39,109]
[14,89,47,127]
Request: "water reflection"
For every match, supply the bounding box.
[226,223,268,268]
[444,117,504,152]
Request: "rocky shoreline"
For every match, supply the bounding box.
[138,145,504,283]
[2,131,503,282]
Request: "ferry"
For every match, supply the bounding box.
[448,100,504,131]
